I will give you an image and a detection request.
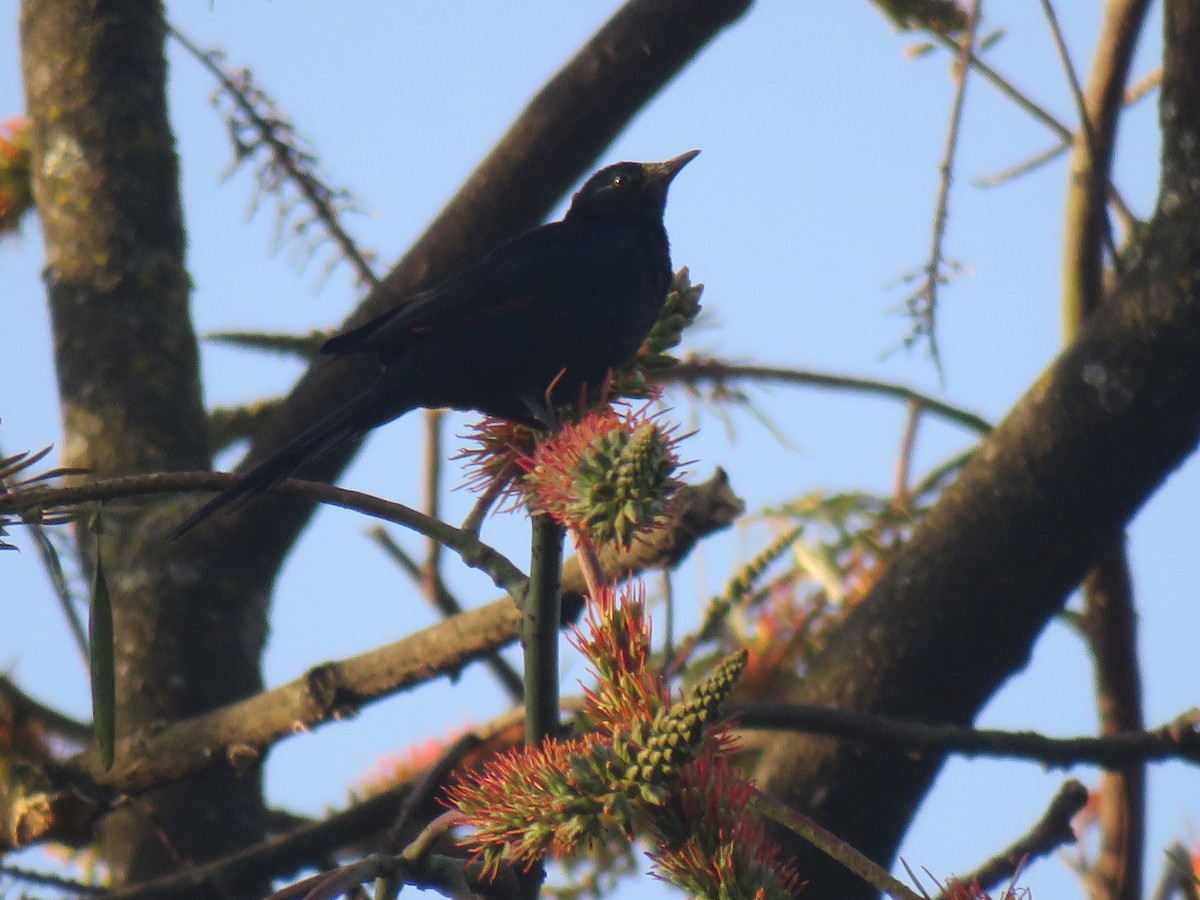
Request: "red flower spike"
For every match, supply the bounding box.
[647,752,803,900]
[522,404,687,551]
[454,417,541,511]
[0,116,33,236]
[568,583,667,729]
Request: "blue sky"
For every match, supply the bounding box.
[2,2,1195,897]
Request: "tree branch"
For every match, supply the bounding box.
[2,471,740,849]
[734,704,1199,768]
[1081,540,1146,900]
[654,357,993,434]
[1060,0,1154,330]
[935,780,1089,899]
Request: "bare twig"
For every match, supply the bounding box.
[420,408,446,607]
[1082,541,1145,900]
[0,863,102,895]
[368,525,524,701]
[381,722,505,854]
[102,708,526,900]
[30,521,89,662]
[974,139,1074,188]
[1,439,87,658]
[731,703,1200,768]
[935,780,1089,899]
[571,531,609,603]
[1057,0,1154,330]
[0,674,92,747]
[894,399,922,500]
[1,471,531,601]
[750,790,922,900]
[1151,842,1200,900]
[931,30,1069,139]
[1038,0,1103,197]
[908,0,982,378]
[167,25,380,289]
[655,357,993,435]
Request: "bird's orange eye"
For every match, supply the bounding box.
[611,175,625,187]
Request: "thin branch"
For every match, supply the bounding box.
[974,139,1075,187]
[931,31,1071,141]
[1038,0,1103,196]
[101,710,525,900]
[420,408,446,607]
[750,790,922,900]
[367,526,524,701]
[910,0,982,377]
[1125,66,1163,105]
[3,472,740,849]
[893,399,922,500]
[30,523,89,663]
[1040,0,1116,329]
[0,442,89,659]
[654,357,993,434]
[570,531,609,603]
[381,720,511,854]
[0,675,92,747]
[0,471,530,602]
[167,25,380,289]
[1057,0,1153,330]
[0,863,102,895]
[935,780,1089,899]
[1151,842,1200,900]
[731,703,1200,768]
[944,29,1155,247]
[1082,540,1145,900]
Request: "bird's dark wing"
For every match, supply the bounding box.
[321,220,648,360]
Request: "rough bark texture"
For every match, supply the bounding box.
[19,0,268,891]
[752,3,1200,895]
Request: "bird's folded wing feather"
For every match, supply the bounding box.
[321,221,642,358]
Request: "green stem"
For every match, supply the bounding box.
[518,513,565,900]
[749,789,922,900]
[523,514,565,746]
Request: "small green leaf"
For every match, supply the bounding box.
[90,523,116,771]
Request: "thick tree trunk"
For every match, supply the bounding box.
[19,0,268,892]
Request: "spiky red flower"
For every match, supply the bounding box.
[453,417,540,511]
[447,563,798,898]
[568,583,666,730]
[647,752,804,899]
[521,404,686,550]
[0,116,33,236]
[445,732,624,879]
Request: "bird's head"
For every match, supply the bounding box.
[565,150,699,226]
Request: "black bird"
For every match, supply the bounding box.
[172,150,699,537]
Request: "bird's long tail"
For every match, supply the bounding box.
[169,392,382,539]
